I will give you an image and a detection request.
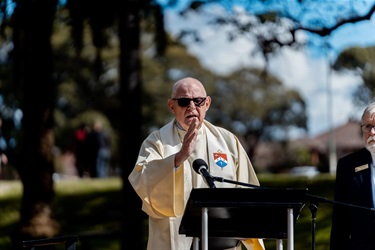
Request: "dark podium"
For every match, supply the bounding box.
[179,188,307,250]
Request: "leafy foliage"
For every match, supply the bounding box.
[207,68,307,157]
[333,46,375,107]
[170,0,375,59]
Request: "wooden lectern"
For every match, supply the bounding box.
[179,188,307,250]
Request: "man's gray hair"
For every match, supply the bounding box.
[361,102,375,124]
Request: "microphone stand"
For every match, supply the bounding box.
[304,194,375,250]
[212,176,267,189]
[307,197,318,250]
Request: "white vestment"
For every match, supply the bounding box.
[129,119,265,250]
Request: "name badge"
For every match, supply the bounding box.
[355,164,369,172]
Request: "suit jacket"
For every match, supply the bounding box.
[330,148,375,250]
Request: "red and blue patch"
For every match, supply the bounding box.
[213,152,228,168]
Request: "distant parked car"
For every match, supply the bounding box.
[289,166,320,178]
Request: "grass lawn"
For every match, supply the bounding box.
[0,174,335,250]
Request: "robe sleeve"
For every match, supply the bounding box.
[128,130,185,218]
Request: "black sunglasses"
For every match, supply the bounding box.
[172,97,207,107]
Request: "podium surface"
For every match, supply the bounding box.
[179,188,307,240]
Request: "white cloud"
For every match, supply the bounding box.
[165,8,265,75]
[189,37,262,75]
[268,48,363,136]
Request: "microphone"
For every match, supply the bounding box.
[192,159,216,188]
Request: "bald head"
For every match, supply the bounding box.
[171,77,207,99]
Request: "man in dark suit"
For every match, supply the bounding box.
[330,102,375,250]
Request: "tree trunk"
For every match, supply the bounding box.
[11,0,59,248]
[119,0,146,249]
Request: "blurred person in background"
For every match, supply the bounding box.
[86,119,111,178]
[0,116,8,179]
[72,122,89,177]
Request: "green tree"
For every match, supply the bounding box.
[207,68,307,158]
[333,46,375,107]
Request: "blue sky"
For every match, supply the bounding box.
[328,20,375,54]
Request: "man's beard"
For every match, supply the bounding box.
[366,136,375,154]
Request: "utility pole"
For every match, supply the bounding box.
[325,41,337,174]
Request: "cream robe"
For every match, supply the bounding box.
[128,119,265,250]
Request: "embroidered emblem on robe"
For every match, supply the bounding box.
[213,152,228,168]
